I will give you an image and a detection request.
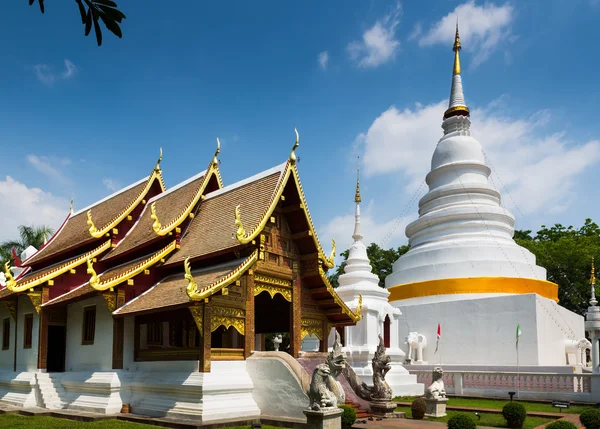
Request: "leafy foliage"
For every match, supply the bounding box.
[502,402,527,429]
[580,408,600,429]
[28,0,126,46]
[338,404,357,427]
[0,225,54,266]
[411,397,427,420]
[447,413,477,429]
[544,421,578,429]
[514,219,600,315]
[328,243,410,288]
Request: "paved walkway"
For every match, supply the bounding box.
[353,418,497,429]
[395,402,568,418]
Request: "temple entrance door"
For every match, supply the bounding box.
[46,308,67,372]
[254,292,291,352]
[47,326,66,372]
[383,315,391,348]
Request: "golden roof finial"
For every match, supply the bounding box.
[290,127,300,164]
[151,202,162,234]
[355,163,361,203]
[184,257,199,297]
[592,257,596,286]
[3,262,16,291]
[234,204,247,242]
[155,147,163,172]
[453,18,461,75]
[213,138,221,166]
[69,199,74,213]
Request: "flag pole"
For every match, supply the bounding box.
[516,323,521,399]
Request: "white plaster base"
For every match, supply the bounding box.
[345,347,424,397]
[0,372,39,408]
[304,408,342,429]
[425,398,448,417]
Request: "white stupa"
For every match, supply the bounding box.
[385,24,585,368]
[332,168,423,396]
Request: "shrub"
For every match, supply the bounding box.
[581,409,600,429]
[447,413,476,429]
[411,397,427,420]
[545,420,578,429]
[338,405,356,428]
[502,402,527,429]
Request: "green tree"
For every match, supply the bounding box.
[328,243,410,288]
[29,0,125,46]
[515,218,600,315]
[0,225,55,266]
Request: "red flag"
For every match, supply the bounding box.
[437,323,441,339]
[435,323,441,354]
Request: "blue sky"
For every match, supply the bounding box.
[1,0,599,256]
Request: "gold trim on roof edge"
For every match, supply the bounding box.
[87,165,166,238]
[151,140,223,237]
[186,250,258,301]
[89,241,177,292]
[318,265,362,323]
[5,241,111,293]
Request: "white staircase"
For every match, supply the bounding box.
[35,373,65,410]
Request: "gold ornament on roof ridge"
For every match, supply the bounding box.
[70,199,74,213]
[184,257,198,296]
[87,210,99,236]
[325,239,336,267]
[87,258,100,289]
[213,138,221,166]
[289,127,300,164]
[3,262,16,291]
[155,147,163,172]
[355,165,361,203]
[151,202,162,234]
[234,204,246,241]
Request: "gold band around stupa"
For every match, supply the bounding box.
[388,277,559,302]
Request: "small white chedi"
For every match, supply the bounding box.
[331,169,423,396]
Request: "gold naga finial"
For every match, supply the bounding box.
[3,262,16,291]
[213,138,221,166]
[453,18,461,75]
[69,199,74,213]
[325,238,336,267]
[155,147,163,172]
[355,164,361,203]
[289,127,300,164]
[87,258,100,289]
[150,202,162,233]
[592,257,596,286]
[234,204,246,241]
[184,257,199,298]
[87,210,99,236]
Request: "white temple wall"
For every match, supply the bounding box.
[65,296,113,371]
[394,294,543,366]
[16,296,38,372]
[0,304,13,369]
[535,297,585,366]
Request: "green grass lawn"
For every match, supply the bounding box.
[396,406,554,429]
[0,414,280,429]
[393,396,594,415]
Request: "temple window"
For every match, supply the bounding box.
[23,314,33,349]
[383,315,390,348]
[82,306,96,345]
[135,309,200,361]
[2,318,9,350]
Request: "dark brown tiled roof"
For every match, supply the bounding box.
[165,165,285,266]
[25,178,150,265]
[0,288,14,300]
[113,260,243,316]
[105,173,206,260]
[43,283,96,307]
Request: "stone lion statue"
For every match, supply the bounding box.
[308,363,336,410]
[425,367,446,399]
[371,334,392,401]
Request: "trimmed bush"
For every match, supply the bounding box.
[581,409,600,429]
[338,405,356,428]
[411,397,427,420]
[545,420,578,429]
[447,413,476,429]
[502,402,527,429]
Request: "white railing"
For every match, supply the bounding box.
[410,370,594,402]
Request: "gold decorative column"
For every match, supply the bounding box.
[290,262,302,358]
[37,286,50,370]
[244,273,255,358]
[112,289,126,369]
[199,301,212,372]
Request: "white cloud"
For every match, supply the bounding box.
[319,201,416,262]
[360,99,600,217]
[0,176,69,242]
[33,59,78,86]
[419,1,514,67]
[318,51,329,70]
[27,155,71,183]
[408,22,422,41]
[102,178,119,192]
[347,4,402,68]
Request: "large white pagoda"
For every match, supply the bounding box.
[384,25,585,368]
[333,169,423,396]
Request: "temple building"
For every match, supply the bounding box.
[0,134,361,421]
[385,25,585,368]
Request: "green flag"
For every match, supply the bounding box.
[516,323,522,348]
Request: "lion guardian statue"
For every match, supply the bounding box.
[425,367,446,400]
